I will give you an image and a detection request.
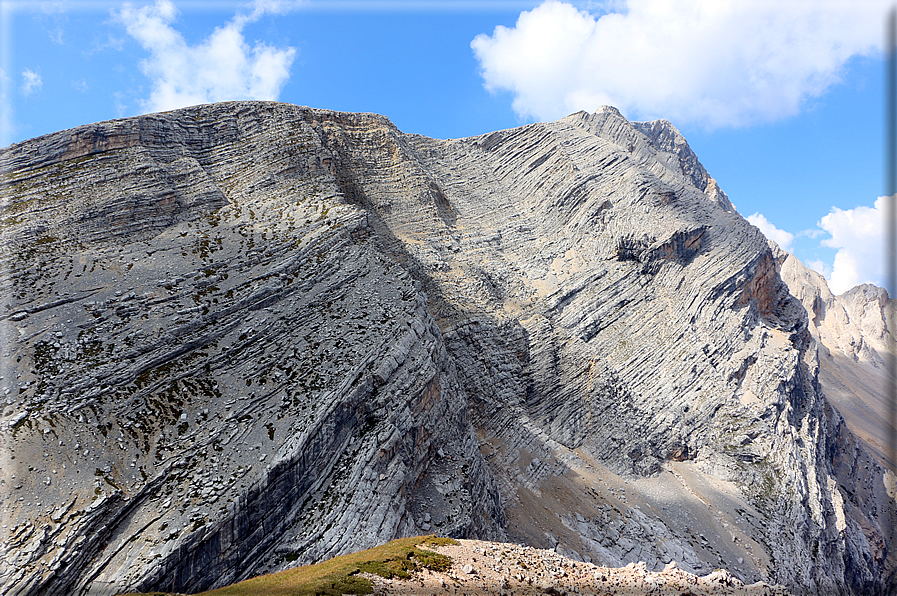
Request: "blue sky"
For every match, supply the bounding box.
[2,0,891,294]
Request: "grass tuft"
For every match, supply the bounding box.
[116,535,458,596]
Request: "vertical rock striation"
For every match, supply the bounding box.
[0,102,893,595]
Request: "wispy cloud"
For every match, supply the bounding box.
[817,198,884,295]
[116,0,298,114]
[21,68,43,96]
[113,91,128,117]
[86,33,126,56]
[471,0,887,128]
[48,27,64,44]
[747,212,794,252]
[34,1,67,43]
[806,259,832,280]
[38,1,66,14]
[797,228,826,239]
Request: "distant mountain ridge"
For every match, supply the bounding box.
[0,101,893,595]
[775,244,895,468]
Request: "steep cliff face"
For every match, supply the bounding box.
[0,102,893,595]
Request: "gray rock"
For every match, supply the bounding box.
[0,101,891,596]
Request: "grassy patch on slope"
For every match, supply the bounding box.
[117,535,458,596]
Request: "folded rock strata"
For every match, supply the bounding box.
[0,102,893,595]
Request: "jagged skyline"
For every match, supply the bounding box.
[2,0,890,293]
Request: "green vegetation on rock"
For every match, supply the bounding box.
[116,535,457,596]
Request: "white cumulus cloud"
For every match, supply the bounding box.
[117,0,297,114]
[21,68,43,96]
[471,0,887,128]
[818,197,884,295]
[747,212,794,252]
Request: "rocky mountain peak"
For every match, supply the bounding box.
[0,101,893,596]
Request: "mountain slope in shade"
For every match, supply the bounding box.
[0,102,893,596]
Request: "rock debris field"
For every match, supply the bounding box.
[365,539,791,596]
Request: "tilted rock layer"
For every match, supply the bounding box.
[0,102,893,595]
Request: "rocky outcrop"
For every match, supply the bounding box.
[0,102,893,595]
[367,538,791,595]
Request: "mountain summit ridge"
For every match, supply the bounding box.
[0,101,893,595]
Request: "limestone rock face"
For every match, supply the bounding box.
[0,102,893,595]
[0,104,505,595]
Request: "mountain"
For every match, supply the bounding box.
[151,535,792,596]
[0,101,893,595]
